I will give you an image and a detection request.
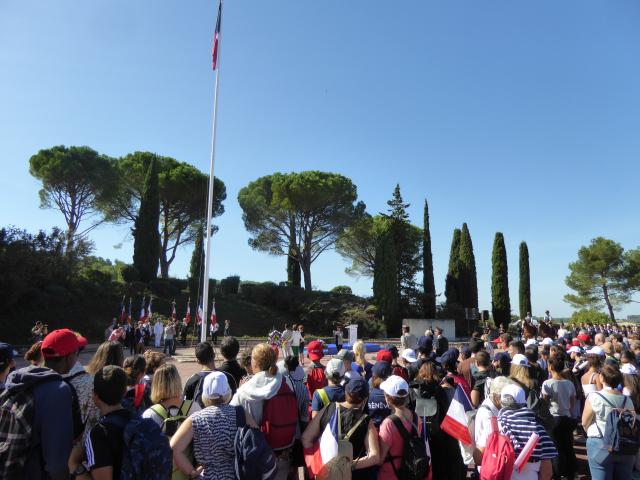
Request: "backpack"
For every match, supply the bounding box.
[412,382,440,437]
[261,378,298,450]
[64,370,88,440]
[307,365,327,397]
[526,387,554,433]
[149,402,194,480]
[0,375,60,479]
[386,414,430,480]
[102,413,173,480]
[595,393,640,456]
[317,388,331,408]
[188,371,211,409]
[121,384,147,417]
[234,406,278,480]
[480,416,515,480]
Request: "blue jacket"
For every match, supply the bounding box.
[5,365,73,480]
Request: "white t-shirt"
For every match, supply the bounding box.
[475,398,499,449]
[586,391,634,437]
[557,328,567,337]
[290,330,302,347]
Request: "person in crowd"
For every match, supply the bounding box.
[31,320,48,342]
[24,340,44,366]
[378,375,427,480]
[183,342,217,410]
[353,340,373,381]
[305,339,328,397]
[400,347,417,373]
[2,329,78,479]
[336,348,356,383]
[179,318,188,346]
[107,324,125,343]
[498,383,557,480]
[163,320,176,356]
[367,360,392,428]
[223,319,231,337]
[289,323,302,360]
[493,351,511,376]
[583,364,637,479]
[458,337,484,387]
[210,320,219,345]
[281,323,294,358]
[408,336,435,381]
[620,349,637,367]
[239,349,253,384]
[124,317,136,355]
[217,336,247,393]
[0,342,16,392]
[441,348,471,399]
[297,324,306,365]
[153,317,163,348]
[333,323,345,352]
[172,371,255,480]
[594,332,606,347]
[509,340,526,358]
[400,324,418,351]
[302,377,381,480]
[525,345,546,392]
[434,326,449,357]
[122,354,151,413]
[231,343,296,479]
[470,350,492,407]
[68,365,130,479]
[142,350,165,387]
[311,358,345,417]
[542,353,577,480]
[86,341,124,375]
[386,345,408,380]
[142,363,185,426]
[581,348,604,396]
[473,376,512,468]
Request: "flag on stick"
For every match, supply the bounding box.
[171,300,177,320]
[139,297,146,322]
[212,1,222,70]
[210,300,217,325]
[185,299,191,325]
[305,405,339,476]
[197,303,204,325]
[513,432,540,473]
[441,385,474,445]
[119,295,126,323]
[147,297,153,321]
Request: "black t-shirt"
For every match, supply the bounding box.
[183,371,211,406]
[86,409,129,475]
[218,360,246,393]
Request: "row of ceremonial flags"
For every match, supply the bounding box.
[117,296,217,326]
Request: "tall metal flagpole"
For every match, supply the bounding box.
[201,0,223,342]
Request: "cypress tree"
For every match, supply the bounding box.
[519,241,532,319]
[422,199,436,318]
[373,231,399,335]
[189,225,204,299]
[458,223,478,309]
[445,228,462,305]
[491,232,511,330]
[132,158,160,282]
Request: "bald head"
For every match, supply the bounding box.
[594,333,605,346]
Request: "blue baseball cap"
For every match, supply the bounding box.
[372,361,392,379]
[345,376,369,399]
[0,343,17,365]
[417,336,433,351]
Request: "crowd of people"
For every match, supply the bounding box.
[2,320,640,479]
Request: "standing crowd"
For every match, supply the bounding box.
[2,321,640,479]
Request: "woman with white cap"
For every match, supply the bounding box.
[171,371,256,479]
[378,375,428,479]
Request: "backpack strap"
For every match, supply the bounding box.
[150,404,169,420]
[389,414,412,442]
[344,412,369,441]
[317,388,330,408]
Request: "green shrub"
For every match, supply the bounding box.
[331,285,353,295]
[120,264,140,282]
[569,309,610,326]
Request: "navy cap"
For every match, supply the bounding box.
[0,343,16,364]
[417,336,433,350]
[494,352,511,363]
[440,348,460,367]
[461,346,472,358]
[345,376,369,398]
[372,361,392,379]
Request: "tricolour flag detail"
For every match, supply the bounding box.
[185,302,191,325]
[197,304,203,325]
[119,297,126,323]
[147,298,153,320]
[212,1,222,70]
[441,384,474,445]
[139,297,146,322]
[210,301,217,325]
[513,432,539,473]
[171,302,177,320]
[304,407,339,476]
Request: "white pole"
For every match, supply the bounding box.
[201,0,223,343]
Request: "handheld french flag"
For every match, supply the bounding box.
[514,432,539,473]
[305,407,339,476]
[441,385,474,445]
[146,297,153,320]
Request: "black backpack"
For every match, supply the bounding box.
[387,414,430,480]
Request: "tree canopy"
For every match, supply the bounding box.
[238,171,365,291]
[519,241,532,319]
[335,214,390,278]
[133,158,160,282]
[422,199,436,318]
[29,145,117,253]
[491,232,511,330]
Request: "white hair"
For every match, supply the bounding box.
[489,375,513,396]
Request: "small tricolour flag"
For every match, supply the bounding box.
[119,296,126,323]
[171,301,177,320]
[210,300,217,325]
[212,1,222,70]
[441,384,474,445]
[304,406,339,476]
[185,301,191,325]
[513,432,539,473]
[139,297,146,322]
[197,304,204,325]
[146,297,153,321]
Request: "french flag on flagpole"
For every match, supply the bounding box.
[212,1,222,70]
[441,384,474,445]
[197,304,204,325]
[305,407,339,476]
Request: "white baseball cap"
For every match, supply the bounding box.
[326,358,345,378]
[525,339,538,347]
[501,383,526,405]
[621,364,638,375]
[202,371,230,399]
[586,346,605,357]
[512,354,529,367]
[541,338,554,346]
[380,375,410,397]
[567,346,582,354]
[401,348,418,363]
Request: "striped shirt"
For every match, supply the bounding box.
[498,407,557,461]
[286,374,310,425]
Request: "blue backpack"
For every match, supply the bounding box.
[234,406,278,480]
[595,393,640,456]
[102,413,173,480]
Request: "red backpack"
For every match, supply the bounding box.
[261,378,298,451]
[480,416,515,480]
[306,365,327,398]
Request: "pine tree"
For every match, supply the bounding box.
[132,158,160,282]
[519,241,532,319]
[287,250,301,287]
[491,232,511,330]
[445,228,462,305]
[422,199,436,318]
[189,225,204,299]
[373,231,398,335]
[458,223,478,309]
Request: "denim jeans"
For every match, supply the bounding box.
[587,437,634,480]
[163,338,174,355]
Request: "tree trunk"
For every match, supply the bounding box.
[301,258,312,292]
[603,284,615,321]
[159,252,169,279]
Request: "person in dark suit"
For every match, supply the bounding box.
[434,327,449,357]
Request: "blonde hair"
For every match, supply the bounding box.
[251,343,278,376]
[353,340,366,367]
[603,342,614,356]
[509,364,534,390]
[150,364,182,404]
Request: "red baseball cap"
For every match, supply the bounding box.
[376,350,393,363]
[578,333,590,343]
[307,340,324,361]
[42,329,85,358]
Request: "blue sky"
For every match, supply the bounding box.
[1,0,639,318]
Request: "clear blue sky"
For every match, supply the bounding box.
[1,0,639,318]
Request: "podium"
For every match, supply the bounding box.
[347,324,358,346]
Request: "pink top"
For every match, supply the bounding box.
[378,415,427,480]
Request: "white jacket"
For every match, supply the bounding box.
[230,370,292,424]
